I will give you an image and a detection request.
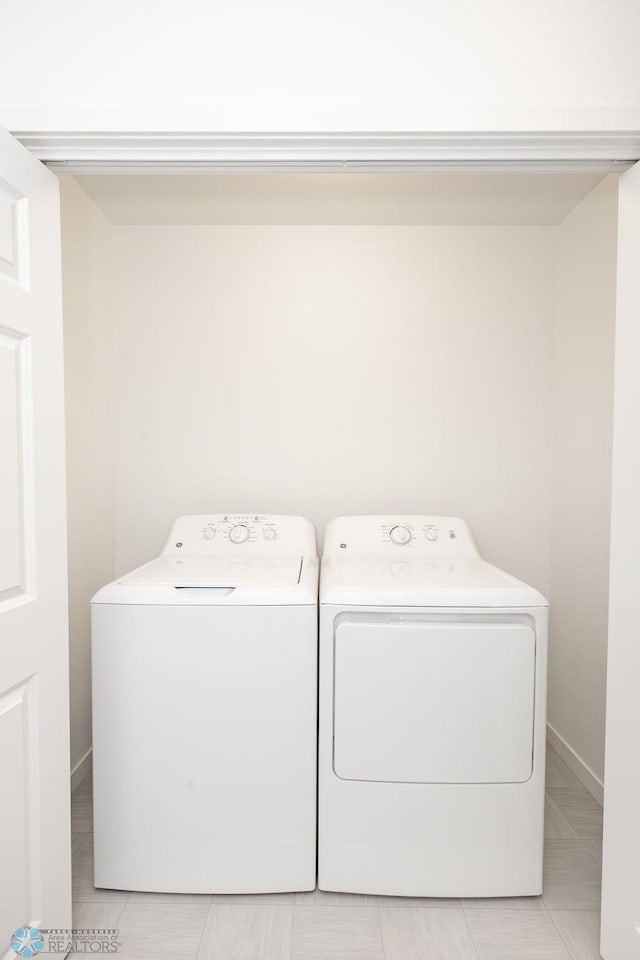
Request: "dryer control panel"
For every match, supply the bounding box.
[324,516,481,559]
[162,514,317,557]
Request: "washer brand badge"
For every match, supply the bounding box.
[11,928,44,958]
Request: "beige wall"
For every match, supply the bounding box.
[113,225,554,589]
[60,176,115,781]
[59,180,618,794]
[548,176,618,791]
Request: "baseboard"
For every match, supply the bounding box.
[546,723,604,806]
[71,746,93,793]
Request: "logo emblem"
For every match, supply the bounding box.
[11,927,44,958]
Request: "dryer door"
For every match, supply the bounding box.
[333,616,535,784]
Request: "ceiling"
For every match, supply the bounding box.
[71,172,608,227]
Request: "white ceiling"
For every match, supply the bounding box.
[71,172,608,227]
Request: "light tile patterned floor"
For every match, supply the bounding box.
[71,748,602,959]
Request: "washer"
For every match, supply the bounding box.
[91,513,318,893]
[319,515,548,897]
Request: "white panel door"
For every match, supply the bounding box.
[333,618,536,783]
[601,159,640,960]
[0,127,70,949]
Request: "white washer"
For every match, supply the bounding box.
[319,515,548,898]
[91,513,318,894]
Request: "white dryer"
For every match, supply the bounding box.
[319,515,548,898]
[91,514,318,894]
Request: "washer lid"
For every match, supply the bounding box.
[92,554,319,605]
[118,555,303,588]
[321,557,547,607]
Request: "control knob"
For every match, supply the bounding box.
[228,524,250,545]
[262,527,277,541]
[389,525,412,545]
[201,526,216,541]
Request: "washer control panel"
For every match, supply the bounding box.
[198,515,280,546]
[325,516,480,559]
[162,514,316,557]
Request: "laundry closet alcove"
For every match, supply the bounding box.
[59,167,617,834]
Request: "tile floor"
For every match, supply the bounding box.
[71,746,602,959]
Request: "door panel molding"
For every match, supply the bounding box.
[0,178,29,288]
[0,326,35,610]
[0,675,41,933]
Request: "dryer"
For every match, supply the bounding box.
[319,515,548,897]
[91,513,318,894]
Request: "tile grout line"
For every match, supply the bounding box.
[289,900,296,960]
[193,898,213,960]
[540,886,551,915]
[547,909,578,960]
[375,903,386,960]
[545,791,581,840]
[113,900,128,929]
[459,900,481,960]
[587,845,602,866]
[544,906,603,914]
